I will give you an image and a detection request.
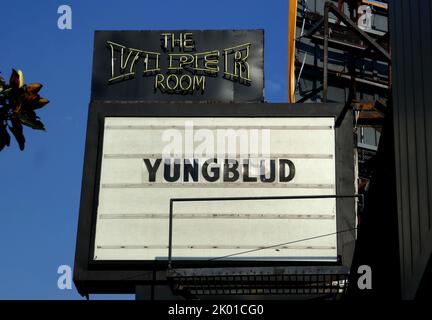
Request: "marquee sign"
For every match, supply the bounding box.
[74,29,355,296]
[74,102,355,294]
[91,30,264,102]
[95,116,336,262]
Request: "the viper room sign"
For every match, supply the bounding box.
[91,30,264,102]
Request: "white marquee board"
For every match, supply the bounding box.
[93,117,337,262]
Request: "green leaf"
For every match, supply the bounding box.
[0,123,11,151]
[1,88,11,96]
[19,114,46,131]
[26,83,43,94]
[31,98,49,110]
[9,69,20,88]
[9,119,25,150]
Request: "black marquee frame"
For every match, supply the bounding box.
[73,102,355,295]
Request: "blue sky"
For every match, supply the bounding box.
[0,0,287,299]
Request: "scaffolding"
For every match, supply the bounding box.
[294,0,390,191]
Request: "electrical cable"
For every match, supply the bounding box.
[295,0,309,94]
[115,227,358,283]
[208,227,357,261]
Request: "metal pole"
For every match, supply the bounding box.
[323,2,329,102]
[171,194,362,202]
[168,199,173,268]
